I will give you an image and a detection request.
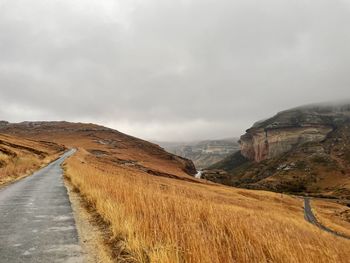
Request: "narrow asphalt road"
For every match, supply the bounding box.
[0,149,84,263]
[304,197,350,240]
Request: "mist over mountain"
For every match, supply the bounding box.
[1,0,350,141]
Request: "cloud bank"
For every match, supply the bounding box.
[1,0,350,140]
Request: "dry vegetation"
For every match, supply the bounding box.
[65,149,350,263]
[2,122,349,262]
[0,133,65,186]
[312,199,350,238]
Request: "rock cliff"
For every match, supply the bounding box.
[240,104,350,162]
[207,102,350,198]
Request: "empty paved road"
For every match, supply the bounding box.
[0,149,84,263]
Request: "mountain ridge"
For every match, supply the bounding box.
[206,103,350,198]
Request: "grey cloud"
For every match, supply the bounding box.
[0,0,350,141]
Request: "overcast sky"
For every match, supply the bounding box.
[1,0,350,141]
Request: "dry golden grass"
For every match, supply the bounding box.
[0,154,40,184]
[65,149,350,263]
[0,133,65,185]
[312,199,350,237]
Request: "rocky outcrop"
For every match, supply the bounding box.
[240,126,333,162]
[240,103,350,162]
[206,103,350,198]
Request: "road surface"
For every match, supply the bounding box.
[304,197,350,240]
[0,149,84,262]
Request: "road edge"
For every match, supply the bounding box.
[304,197,350,240]
[64,176,116,263]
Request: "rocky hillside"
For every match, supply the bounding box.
[0,133,65,185]
[0,121,197,181]
[206,103,350,198]
[158,138,239,169]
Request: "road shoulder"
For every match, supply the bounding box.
[65,179,115,263]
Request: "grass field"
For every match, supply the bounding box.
[65,149,350,263]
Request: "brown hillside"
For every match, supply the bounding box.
[0,121,197,181]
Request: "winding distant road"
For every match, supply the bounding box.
[304,197,350,240]
[0,149,84,263]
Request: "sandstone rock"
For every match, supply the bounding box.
[240,104,350,162]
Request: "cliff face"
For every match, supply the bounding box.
[206,103,350,199]
[240,126,333,162]
[239,104,350,162]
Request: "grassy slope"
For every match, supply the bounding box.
[65,149,350,263]
[0,133,65,185]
